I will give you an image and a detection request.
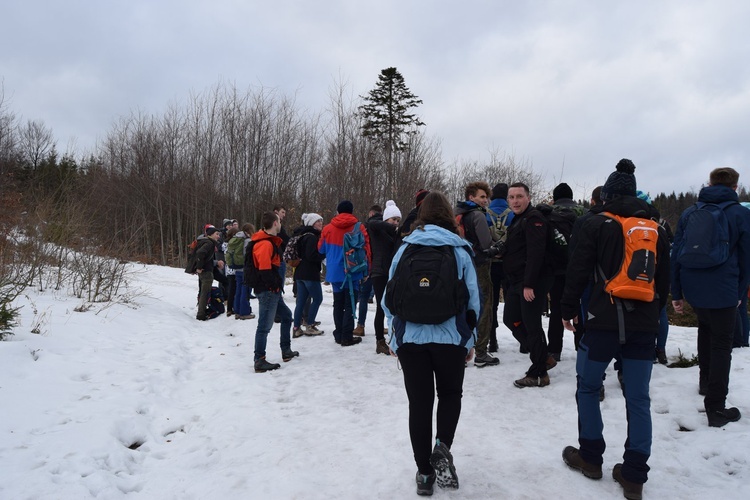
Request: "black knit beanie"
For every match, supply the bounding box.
[552,183,573,202]
[601,159,637,201]
[491,183,509,200]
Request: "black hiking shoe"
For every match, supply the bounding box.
[707,407,741,427]
[415,471,436,496]
[254,357,280,373]
[474,352,499,367]
[562,446,602,479]
[488,341,498,353]
[341,337,362,347]
[655,348,667,365]
[429,440,459,489]
[282,350,299,362]
[613,463,643,500]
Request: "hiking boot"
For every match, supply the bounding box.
[415,471,436,496]
[282,350,299,362]
[236,314,255,320]
[549,352,561,362]
[514,374,550,388]
[562,446,602,479]
[429,440,459,489]
[474,353,500,368]
[655,348,667,365]
[546,354,558,370]
[706,407,741,428]
[488,341,499,353]
[341,337,362,346]
[254,357,280,373]
[226,310,234,317]
[376,338,390,355]
[613,463,643,500]
[292,327,304,338]
[353,325,365,336]
[304,324,325,336]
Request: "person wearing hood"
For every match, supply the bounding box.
[672,167,750,428]
[383,191,478,497]
[292,213,326,337]
[318,200,372,346]
[560,159,670,500]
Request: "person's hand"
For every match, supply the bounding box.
[562,317,577,332]
[672,299,684,314]
[217,260,225,270]
[465,347,475,362]
[523,287,535,302]
[389,347,397,357]
[196,269,202,274]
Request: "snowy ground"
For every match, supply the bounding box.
[1,263,748,499]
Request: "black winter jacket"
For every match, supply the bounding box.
[503,205,550,288]
[367,213,400,277]
[560,196,670,334]
[195,236,217,273]
[294,226,324,282]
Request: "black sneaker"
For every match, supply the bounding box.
[429,440,459,489]
[613,463,643,500]
[341,337,362,346]
[282,350,299,362]
[707,407,741,428]
[415,471,436,496]
[254,357,281,373]
[562,446,602,479]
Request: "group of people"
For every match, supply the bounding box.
[188,161,749,499]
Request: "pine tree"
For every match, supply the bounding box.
[359,67,425,192]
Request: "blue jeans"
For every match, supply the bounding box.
[576,329,653,484]
[357,278,373,326]
[233,270,253,317]
[254,291,292,361]
[294,280,323,328]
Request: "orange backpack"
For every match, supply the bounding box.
[598,213,660,302]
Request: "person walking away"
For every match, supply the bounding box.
[383,191,479,497]
[230,223,255,320]
[560,159,670,499]
[488,183,514,353]
[671,166,750,427]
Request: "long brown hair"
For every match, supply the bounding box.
[413,191,459,234]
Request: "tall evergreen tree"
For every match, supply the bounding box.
[359,67,425,192]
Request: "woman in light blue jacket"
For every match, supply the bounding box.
[382,191,479,496]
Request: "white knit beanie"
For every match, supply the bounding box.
[382,200,402,221]
[303,213,323,227]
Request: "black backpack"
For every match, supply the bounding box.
[535,204,577,274]
[243,240,261,291]
[385,244,468,324]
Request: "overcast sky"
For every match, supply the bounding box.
[3,0,749,200]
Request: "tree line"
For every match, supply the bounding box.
[1,72,745,273]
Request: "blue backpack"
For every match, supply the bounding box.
[343,222,368,320]
[676,200,737,269]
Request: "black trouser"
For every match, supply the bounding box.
[372,275,388,341]
[547,273,566,355]
[226,274,237,313]
[490,260,506,346]
[503,277,553,377]
[398,342,466,475]
[694,306,736,411]
[332,284,356,342]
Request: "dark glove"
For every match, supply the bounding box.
[466,310,477,330]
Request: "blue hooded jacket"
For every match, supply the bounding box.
[383,224,479,353]
[489,197,515,228]
[672,184,750,308]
